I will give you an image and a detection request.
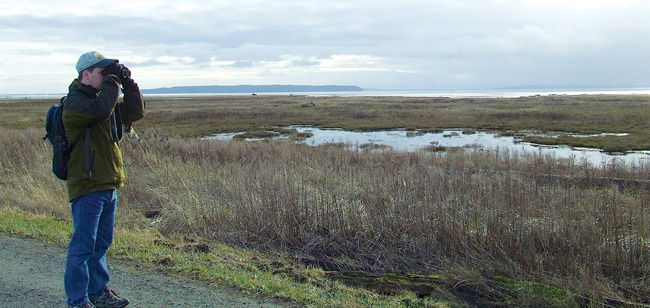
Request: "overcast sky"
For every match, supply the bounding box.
[1,0,649,94]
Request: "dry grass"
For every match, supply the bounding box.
[5,128,648,305]
[122,131,650,306]
[0,128,70,217]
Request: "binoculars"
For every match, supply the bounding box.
[102,61,131,80]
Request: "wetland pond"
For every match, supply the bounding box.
[205,126,650,166]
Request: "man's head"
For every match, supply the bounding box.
[76,51,116,90]
[76,51,116,74]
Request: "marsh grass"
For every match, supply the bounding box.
[3,95,650,306]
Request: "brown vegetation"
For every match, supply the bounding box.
[2,94,650,306]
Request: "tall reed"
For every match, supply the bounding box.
[119,131,650,304]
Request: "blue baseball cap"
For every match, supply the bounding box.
[76,51,116,74]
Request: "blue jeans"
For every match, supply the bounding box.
[65,189,117,307]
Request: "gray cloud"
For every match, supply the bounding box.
[127,59,168,67]
[1,0,649,94]
[231,61,254,68]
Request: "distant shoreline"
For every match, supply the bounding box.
[2,87,650,99]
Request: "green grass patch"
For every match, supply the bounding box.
[492,276,571,307]
[0,206,454,308]
[0,206,72,246]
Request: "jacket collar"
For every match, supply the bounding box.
[69,79,100,99]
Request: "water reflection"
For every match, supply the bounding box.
[205,126,650,166]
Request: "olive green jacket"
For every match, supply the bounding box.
[63,75,145,201]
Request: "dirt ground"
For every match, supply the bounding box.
[0,234,296,307]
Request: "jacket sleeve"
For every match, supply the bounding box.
[63,76,121,129]
[120,79,145,125]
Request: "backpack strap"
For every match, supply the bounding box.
[82,127,95,181]
[58,96,95,181]
[65,126,93,180]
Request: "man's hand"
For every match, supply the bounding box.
[103,62,131,80]
[103,61,122,77]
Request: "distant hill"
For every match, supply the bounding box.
[142,85,364,94]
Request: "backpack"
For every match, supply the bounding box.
[43,97,86,180]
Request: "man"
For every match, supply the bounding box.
[63,51,145,308]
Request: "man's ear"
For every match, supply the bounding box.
[80,69,90,81]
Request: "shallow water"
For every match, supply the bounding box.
[205,127,650,166]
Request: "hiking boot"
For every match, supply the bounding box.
[71,303,96,308]
[90,287,130,308]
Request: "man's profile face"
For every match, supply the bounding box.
[84,66,105,91]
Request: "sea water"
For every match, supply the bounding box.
[5,87,650,99]
[206,127,650,167]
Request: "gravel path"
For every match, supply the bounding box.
[0,234,296,307]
